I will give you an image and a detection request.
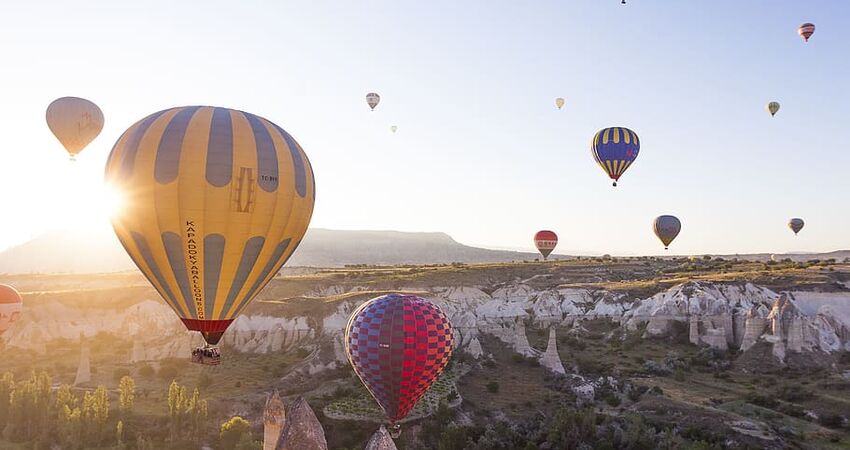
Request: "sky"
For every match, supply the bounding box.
[0,0,848,257]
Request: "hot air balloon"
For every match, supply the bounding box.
[788,218,804,235]
[591,127,640,187]
[653,215,681,250]
[767,102,780,117]
[390,125,398,133]
[534,230,558,260]
[46,97,104,160]
[106,106,315,364]
[798,23,815,42]
[345,294,453,434]
[366,92,380,111]
[555,97,565,110]
[0,285,23,336]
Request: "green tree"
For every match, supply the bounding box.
[438,425,468,450]
[116,420,125,448]
[58,404,83,449]
[187,387,208,442]
[220,416,251,450]
[8,371,52,441]
[119,376,135,414]
[0,372,14,427]
[82,385,110,445]
[546,407,597,449]
[167,380,188,441]
[235,431,263,450]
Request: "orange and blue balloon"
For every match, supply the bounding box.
[591,127,640,187]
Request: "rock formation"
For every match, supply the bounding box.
[5,279,850,370]
[513,319,537,357]
[465,336,483,359]
[365,425,398,450]
[129,338,146,363]
[276,397,327,450]
[264,391,286,450]
[740,305,769,351]
[74,334,91,386]
[539,328,566,375]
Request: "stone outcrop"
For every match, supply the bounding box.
[513,319,537,357]
[129,338,146,363]
[365,425,398,450]
[264,391,286,450]
[539,328,566,374]
[74,335,91,386]
[5,280,850,370]
[276,397,327,450]
[740,305,769,351]
[465,336,483,359]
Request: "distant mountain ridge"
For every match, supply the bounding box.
[0,228,545,274]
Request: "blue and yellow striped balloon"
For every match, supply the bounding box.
[591,127,640,187]
[106,106,315,344]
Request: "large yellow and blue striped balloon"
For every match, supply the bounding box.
[106,106,315,344]
[591,127,640,187]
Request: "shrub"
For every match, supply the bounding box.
[511,354,526,364]
[138,364,154,378]
[673,369,686,382]
[746,393,778,409]
[197,372,213,388]
[220,416,251,450]
[818,414,845,429]
[157,364,179,380]
[486,381,499,393]
[113,367,131,382]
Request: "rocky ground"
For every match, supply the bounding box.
[1,256,849,448]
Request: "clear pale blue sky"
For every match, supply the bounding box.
[0,1,847,256]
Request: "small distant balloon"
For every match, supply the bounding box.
[366,92,380,111]
[591,127,640,187]
[788,218,804,235]
[767,102,780,117]
[0,284,23,336]
[653,215,681,250]
[534,230,558,260]
[390,125,397,133]
[46,97,104,160]
[798,23,815,42]
[555,98,565,110]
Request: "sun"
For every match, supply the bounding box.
[101,184,126,219]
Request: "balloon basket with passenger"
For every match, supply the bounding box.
[191,345,221,365]
[389,423,401,439]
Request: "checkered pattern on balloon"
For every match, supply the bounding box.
[344,294,454,424]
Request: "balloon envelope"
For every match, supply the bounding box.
[0,284,23,335]
[534,230,558,259]
[767,102,780,117]
[555,97,565,110]
[591,127,640,186]
[46,97,104,158]
[345,294,454,424]
[788,218,804,235]
[798,23,815,42]
[366,92,380,110]
[106,106,316,344]
[653,215,681,249]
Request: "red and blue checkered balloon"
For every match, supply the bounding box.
[344,294,454,424]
